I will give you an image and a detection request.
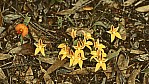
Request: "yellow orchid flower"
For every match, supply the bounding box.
[67,49,75,67]
[107,25,122,42]
[95,57,106,71]
[73,40,85,58]
[94,39,105,51]
[84,39,93,51]
[58,43,70,60]
[73,52,87,69]
[90,49,107,71]
[34,39,46,56]
[83,32,94,41]
[71,29,77,39]
[73,40,87,69]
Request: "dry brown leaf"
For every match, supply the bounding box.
[0,53,13,60]
[124,0,136,6]
[37,57,57,64]
[130,49,145,54]
[9,46,22,54]
[25,66,34,84]
[56,0,90,15]
[135,5,149,12]
[0,68,8,84]
[43,74,54,84]
[0,10,3,27]
[40,65,54,84]
[0,68,6,80]
[68,67,95,75]
[45,59,67,75]
[116,54,129,83]
[66,27,93,36]
[128,66,141,84]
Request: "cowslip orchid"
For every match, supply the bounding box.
[83,32,94,41]
[58,43,70,60]
[90,49,107,71]
[67,49,75,67]
[73,40,87,69]
[72,52,87,69]
[71,29,77,39]
[107,25,122,42]
[34,39,46,56]
[94,39,105,51]
[15,24,28,37]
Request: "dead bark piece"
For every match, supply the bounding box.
[128,67,141,84]
[45,59,67,75]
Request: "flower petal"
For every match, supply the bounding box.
[61,54,67,60]
[35,48,40,55]
[95,63,101,72]
[91,51,97,56]
[58,43,66,48]
[69,58,74,67]
[101,63,106,70]
[73,59,79,66]
[78,60,83,69]
[115,32,122,39]
[41,47,45,56]
[111,34,115,42]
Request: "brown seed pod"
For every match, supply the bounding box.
[15,24,28,37]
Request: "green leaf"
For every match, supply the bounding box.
[23,16,31,26]
[141,68,149,73]
[93,21,107,28]
[73,39,78,46]
[20,35,23,45]
[106,48,121,61]
[65,15,75,26]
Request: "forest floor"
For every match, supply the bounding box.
[0,0,149,84]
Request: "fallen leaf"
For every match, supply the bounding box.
[130,49,145,54]
[56,0,90,15]
[82,6,93,11]
[0,68,8,84]
[23,16,31,26]
[44,59,67,75]
[142,68,149,73]
[0,53,13,60]
[0,10,3,27]
[66,27,93,36]
[3,14,21,23]
[93,21,108,28]
[118,22,126,40]
[68,67,95,75]
[128,66,141,84]
[0,68,6,79]
[124,0,136,6]
[106,48,121,61]
[135,5,149,12]
[37,56,57,64]
[9,46,22,54]
[40,65,54,84]
[0,27,5,34]
[25,66,34,84]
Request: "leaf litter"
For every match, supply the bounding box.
[0,0,149,83]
